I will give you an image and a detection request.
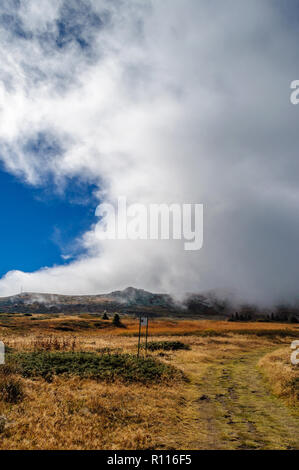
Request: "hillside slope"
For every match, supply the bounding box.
[0,287,217,317]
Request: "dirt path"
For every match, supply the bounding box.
[192,350,299,450]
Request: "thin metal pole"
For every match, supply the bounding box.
[137,316,142,358]
[145,317,149,356]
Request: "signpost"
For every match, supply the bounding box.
[145,316,149,355]
[137,316,149,358]
[0,341,4,365]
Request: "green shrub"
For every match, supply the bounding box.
[7,352,184,384]
[145,341,190,351]
[112,313,121,325]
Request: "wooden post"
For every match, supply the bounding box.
[137,316,142,358]
[145,317,149,356]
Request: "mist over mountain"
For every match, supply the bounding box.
[0,287,298,323]
[0,287,217,317]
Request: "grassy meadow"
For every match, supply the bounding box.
[0,313,298,449]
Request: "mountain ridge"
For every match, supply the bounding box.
[1,287,298,321]
[0,286,216,317]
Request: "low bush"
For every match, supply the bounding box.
[7,351,184,384]
[145,341,190,351]
[112,313,125,327]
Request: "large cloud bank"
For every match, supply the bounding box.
[0,0,299,305]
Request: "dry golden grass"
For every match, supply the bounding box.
[0,334,254,450]
[112,318,299,336]
[1,314,298,339]
[0,317,298,449]
[259,348,299,406]
[0,376,186,450]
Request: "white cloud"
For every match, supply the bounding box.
[0,0,299,305]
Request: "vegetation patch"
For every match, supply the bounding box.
[53,320,109,331]
[145,341,190,351]
[7,352,184,384]
[54,325,75,332]
[178,328,299,339]
[229,329,299,339]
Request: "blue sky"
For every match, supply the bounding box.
[0,1,100,280]
[0,167,97,278]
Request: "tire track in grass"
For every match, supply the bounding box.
[195,350,299,450]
